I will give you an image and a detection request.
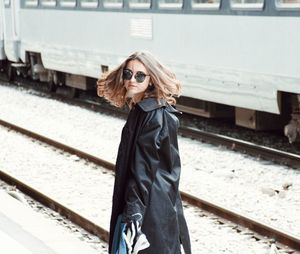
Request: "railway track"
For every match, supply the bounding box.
[0,119,299,251]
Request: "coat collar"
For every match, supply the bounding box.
[137,98,167,112]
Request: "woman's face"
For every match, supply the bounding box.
[123,60,150,98]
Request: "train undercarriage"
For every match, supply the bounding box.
[284,95,300,143]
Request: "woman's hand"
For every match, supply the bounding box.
[122,220,150,254]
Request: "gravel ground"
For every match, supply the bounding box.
[0,126,286,253]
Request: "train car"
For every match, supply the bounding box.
[1,0,300,142]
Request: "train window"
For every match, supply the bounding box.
[80,0,98,8]
[4,0,10,7]
[231,0,264,10]
[59,0,76,7]
[41,0,57,7]
[103,0,123,8]
[276,0,300,10]
[25,0,38,6]
[158,0,183,9]
[80,0,98,7]
[129,0,151,9]
[192,0,220,10]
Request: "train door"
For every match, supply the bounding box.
[10,0,20,42]
[4,0,20,61]
[0,0,6,59]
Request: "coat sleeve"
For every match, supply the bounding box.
[122,110,164,224]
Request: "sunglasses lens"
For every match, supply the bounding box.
[123,69,148,83]
[123,69,133,80]
[135,72,146,83]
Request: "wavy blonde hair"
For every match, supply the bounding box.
[97,51,181,108]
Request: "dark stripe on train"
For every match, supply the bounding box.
[12,0,300,17]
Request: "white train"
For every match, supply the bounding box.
[1,0,300,142]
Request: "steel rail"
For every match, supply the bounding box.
[181,191,300,251]
[1,118,299,251]
[0,119,114,171]
[179,127,300,169]
[0,170,109,242]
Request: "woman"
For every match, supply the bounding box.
[97,51,191,254]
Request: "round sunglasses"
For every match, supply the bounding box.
[123,69,150,83]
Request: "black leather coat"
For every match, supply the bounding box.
[109,98,191,254]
